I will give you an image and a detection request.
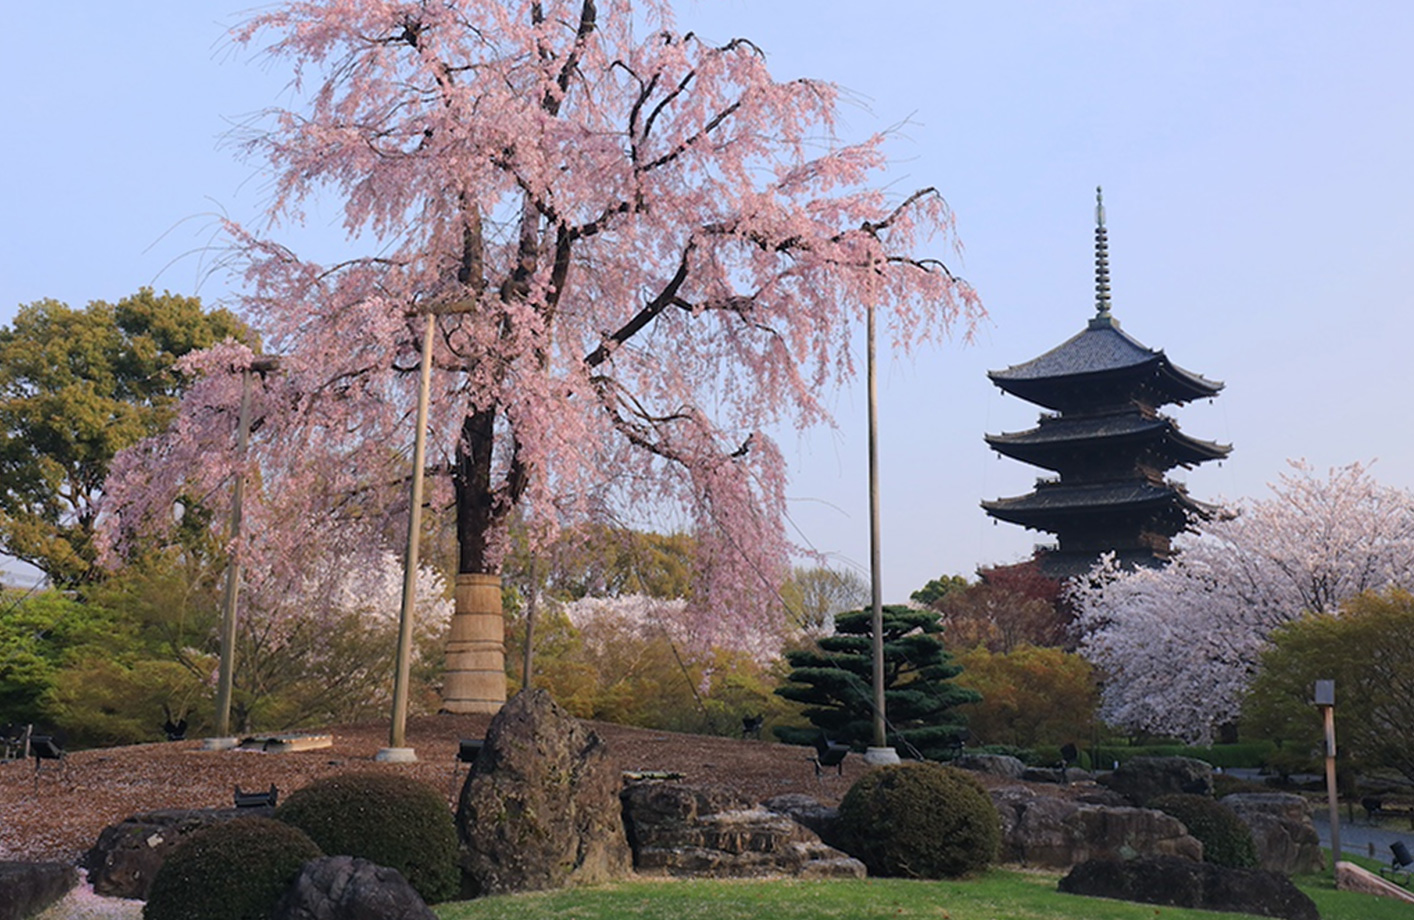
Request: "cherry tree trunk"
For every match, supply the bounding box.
[443,573,507,713]
[442,409,510,712]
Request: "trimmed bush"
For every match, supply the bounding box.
[143,817,321,920]
[836,761,1000,878]
[1149,793,1258,868]
[274,771,460,903]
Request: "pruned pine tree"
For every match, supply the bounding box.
[774,605,978,760]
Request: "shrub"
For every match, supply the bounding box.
[143,817,321,920]
[274,771,460,903]
[1149,793,1258,868]
[836,762,1000,878]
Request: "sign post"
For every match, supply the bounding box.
[1314,679,1339,876]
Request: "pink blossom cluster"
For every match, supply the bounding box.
[100,0,982,655]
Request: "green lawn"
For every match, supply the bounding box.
[434,865,1411,920]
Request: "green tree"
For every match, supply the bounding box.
[1243,588,1414,784]
[0,290,248,586]
[910,573,969,607]
[0,588,131,726]
[774,606,979,759]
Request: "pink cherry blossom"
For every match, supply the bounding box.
[100,0,983,655]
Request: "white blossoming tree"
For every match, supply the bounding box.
[1072,461,1414,742]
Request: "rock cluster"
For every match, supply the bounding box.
[622,782,863,878]
[0,861,77,920]
[1059,855,1318,920]
[990,785,1202,869]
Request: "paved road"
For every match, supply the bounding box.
[1311,807,1411,863]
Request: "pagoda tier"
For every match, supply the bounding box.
[985,407,1229,479]
[982,189,1230,578]
[988,312,1222,413]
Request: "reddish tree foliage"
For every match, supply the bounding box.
[929,560,1069,652]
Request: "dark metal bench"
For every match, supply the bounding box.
[741,715,764,740]
[1380,840,1413,886]
[812,735,849,777]
[30,734,67,789]
[234,784,278,808]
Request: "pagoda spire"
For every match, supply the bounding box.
[1093,186,1112,322]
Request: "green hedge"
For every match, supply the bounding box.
[274,772,460,903]
[836,762,1000,878]
[144,817,322,920]
[1089,741,1276,770]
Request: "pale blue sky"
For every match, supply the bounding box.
[3,2,1412,598]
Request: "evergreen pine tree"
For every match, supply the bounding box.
[774,605,979,759]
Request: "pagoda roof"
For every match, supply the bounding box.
[988,314,1223,410]
[982,479,1214,528]
[986,412,1231,469]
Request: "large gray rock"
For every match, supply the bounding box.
[991,786,1203,869]
[81,807,264,900]
[0,862,78,920]
[622,782,864,879]
[457,689,631,896]
[954,754,1027,780]
[1059,856,1318,920]
[1101,756,1213,806]
[271,856,436,920]
[1220,793,1324,875]
[761,794,841,847]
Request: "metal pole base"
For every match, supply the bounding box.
[375,747,418,763]
[863,746,901,766]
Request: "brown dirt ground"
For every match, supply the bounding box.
[0,713,900,864]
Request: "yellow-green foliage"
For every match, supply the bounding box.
[1243,589,1414,784]
[953,644,1097,749]
[836,762,1000,878]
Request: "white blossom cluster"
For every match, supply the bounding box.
[1072,461,1414,742]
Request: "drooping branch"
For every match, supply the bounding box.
[584,238,696,367]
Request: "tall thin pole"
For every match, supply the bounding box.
[1323,703,1341,874]
[213,367,257,741]
[867,301,887,751]
[383,313,437,758]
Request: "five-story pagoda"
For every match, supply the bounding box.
[983,190,1230,578]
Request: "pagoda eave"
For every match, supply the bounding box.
[985,421,1231,470]
[982,481,1209,528]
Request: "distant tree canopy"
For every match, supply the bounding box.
[953,644,1097,750]
[910,574,968,607]
[780,565,869,634]
[774,605,978,759]
[1243,589,1414,784]
[913,561,1068,653]
[0,290,248,586]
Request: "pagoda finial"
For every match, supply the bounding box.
[1094,186,1112,319]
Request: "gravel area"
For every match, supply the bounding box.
[0,713,872,864]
